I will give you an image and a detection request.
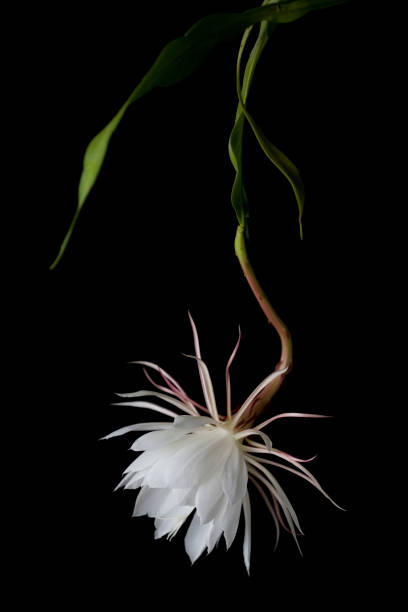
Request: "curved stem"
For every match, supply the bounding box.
[235,226,292,370]
[235,225,292,419]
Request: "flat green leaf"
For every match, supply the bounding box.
[50,0,349,268]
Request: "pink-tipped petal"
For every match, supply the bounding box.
[234,428,273,451]
[225,327,241,420]
[182,352,219,421]
[249,475,280,551]
[255,412,331,431]
[231,366,288,427]
[247,462,303,554]
[244,445,344,510]
[187,314,219,421]
[116,390,199,415]
[245,456,303,536]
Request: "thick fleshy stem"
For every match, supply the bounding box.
[235,225,292,421]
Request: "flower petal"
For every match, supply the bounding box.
[112,401,177,418]
[231,366,288,427]
[184,511,212,564]
[131,428,187,451]
[133,486,170,517]
[221,500,242,550]
[124,441,183,474]
[100,422,172,440]
[195,476,225,524]
[173,415,215,430]
[154,505,194,540]
[225,327,241,420]
[242,492,252,575]
[222,444,248,505]
[160,432,227,489]
[187,313,219,420]
[255,412,331,431]
[234,428,273,451]
[115,390,198,415]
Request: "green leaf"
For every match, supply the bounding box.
[235,24,305,238]
[229,11,275,227]
[50,0,350,268]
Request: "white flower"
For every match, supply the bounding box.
[102,314,340,573]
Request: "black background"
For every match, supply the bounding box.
[38,0,384,606]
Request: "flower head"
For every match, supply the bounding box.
[102,314,340,573]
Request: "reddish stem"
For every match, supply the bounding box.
[234,225,292,420]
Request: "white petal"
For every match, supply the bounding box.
[242,492,252,575]
[173,415,215,430]
[222,444,248,505]
[154,505,194,540]
[195,476,225,524]
[124,441,182,474]
[184,512,212,564]
[112,401,177,418]
[222,500,243,550]
[114,471,145,491]
[157,489,191,515]
[234,428,273,451]
[115,390,195,414]
[131,428,187,451]
[133,486,170,517]
[207,521,223,554]
[101,422,172,440]
[123,473,145,490]
[163,430,232,489]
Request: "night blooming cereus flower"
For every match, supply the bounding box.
[102,314,340,573]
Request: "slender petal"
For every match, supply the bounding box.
[173,415,214,430]
[100,421,172,440]
[246,456,303,535]
[234,428,273,450]
[249,475,280,552]
[115,390,199,415]
[243,445,343,509]
[112,401,177,418]
[184,511,213,565]
[132,361,197,414]
[247,464,302,554]
[222,443,248,505]
[183,353,219,421]
[255,412,330,430]
[131,428,188,452]
[222,500,243,550]
[187,313,219,421]
[231,366,288,427]
[242,492,252,575]
[225,327,241,420]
